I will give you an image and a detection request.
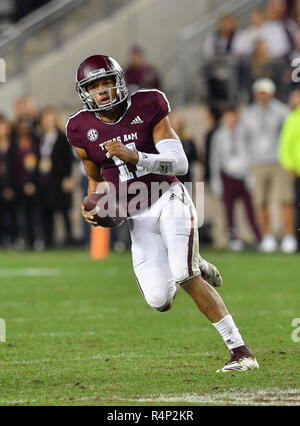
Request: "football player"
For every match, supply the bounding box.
[66,55,259,372]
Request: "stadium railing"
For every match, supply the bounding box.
[0,0,133,80]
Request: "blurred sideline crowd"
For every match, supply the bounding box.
[1,0,300,253]
[202,0,300,105]
[202,0,300,253]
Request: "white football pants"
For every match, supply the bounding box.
[128,183,200,311]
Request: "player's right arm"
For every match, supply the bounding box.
[74,146,105,226]
[74,146,105,193]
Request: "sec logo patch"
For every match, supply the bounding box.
[87,128,98,142]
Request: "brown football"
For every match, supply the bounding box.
[83,192,126,228]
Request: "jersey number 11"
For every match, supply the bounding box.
[110,142,150,182]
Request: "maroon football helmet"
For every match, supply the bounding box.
[76,55,128,112]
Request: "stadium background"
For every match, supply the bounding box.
[0,0,299,407]
[2,0,298,250]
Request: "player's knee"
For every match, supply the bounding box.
[146,294,173,313]
[153,301,173,312]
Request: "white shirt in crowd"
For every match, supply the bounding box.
[40,130,58,157]
[232,27,261,56]
[239,98,289,165]
[210,123,250,197]
[257,19,298,58]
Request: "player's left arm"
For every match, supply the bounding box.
[152,115,179,143]
[135,116,188,176]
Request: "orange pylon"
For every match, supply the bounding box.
[90,226,110,259]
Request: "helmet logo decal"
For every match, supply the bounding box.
[88,68,106,77]
[87,128,99,142]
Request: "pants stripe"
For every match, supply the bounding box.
[178,182,195,278]
[187,210,195,277]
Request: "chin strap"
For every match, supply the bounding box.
[136,138,189,176]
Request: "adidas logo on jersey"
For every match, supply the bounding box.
[131,116,144,124]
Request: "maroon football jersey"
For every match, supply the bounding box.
[66,89,178,215]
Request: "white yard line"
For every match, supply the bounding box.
[132,389,300,406]
[0,350,242,366]
[57,389,300,406]
[0,352,159,367]
[1,389,299,406]
[0,399,37,405]
[0,268,60,277]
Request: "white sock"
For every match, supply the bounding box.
[212,314,244,350]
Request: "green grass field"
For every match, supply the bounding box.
[0,249,299,406]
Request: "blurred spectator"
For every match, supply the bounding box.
[250,40,274,82]
[210,106,261,251]
[124,46,162,93]
[232,10,265,57]
[0,116,17,246]
[169,110,198,188]
[255,0,299,102]
[13,96,40,137]
[290,0,300,25]
[249,38,292,102]
[287,85,300,108]
[203,14,239,60]
[12,117,39,249]
[203,105,222,184]
[38,107,74,248]
[202,14,239,105]
[258,0,298,59]
[248,38,291,102]
[291,29,300,60]
[231,10,266,102]
[279,89,300,251]
[240,78,297,253]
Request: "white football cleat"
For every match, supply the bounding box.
[199,257,223,287]
[216,345,259,373]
